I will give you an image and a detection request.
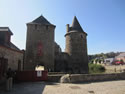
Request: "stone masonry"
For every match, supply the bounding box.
[24,16,56,71]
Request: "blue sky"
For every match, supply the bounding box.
[0,0,125,54]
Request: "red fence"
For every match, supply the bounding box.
[16,71,48,82]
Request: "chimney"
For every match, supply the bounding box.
[66,24,69,33]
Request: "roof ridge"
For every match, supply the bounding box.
[29,15,53,25]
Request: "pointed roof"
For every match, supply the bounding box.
[28,15,55,26]
[71,16,84,32]
[71,16,80,27]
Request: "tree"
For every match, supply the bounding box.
[120,59,124,64]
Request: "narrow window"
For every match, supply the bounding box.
[18,60,21,71]
[81,35,83,38]
[46,25,48,30]
[35,24,37,29]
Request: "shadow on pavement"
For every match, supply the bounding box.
[0,82,47,94]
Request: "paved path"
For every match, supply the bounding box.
[1,80,125,94]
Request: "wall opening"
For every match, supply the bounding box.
[35,65,45,71]
[35,24,37,29]
[18,60,21,71]
[46,25,48,30]
[81,35,83,38]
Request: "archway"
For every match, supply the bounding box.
[35,65,45,71]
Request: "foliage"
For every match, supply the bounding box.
[89,52,121,62]
[120,59,124,63]
[89,63,105,74]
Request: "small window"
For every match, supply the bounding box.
[81,35,83,38]
[35,25,37,29]
[46,25,48,30]
[18,60,21,71]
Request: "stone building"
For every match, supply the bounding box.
[0,27,23,74]
[25,15,88,73]
[24,16,56,71]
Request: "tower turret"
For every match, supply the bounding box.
[65,16,88,73]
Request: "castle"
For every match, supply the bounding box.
[24,15,88,73]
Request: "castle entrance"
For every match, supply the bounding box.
[35,65,45,71]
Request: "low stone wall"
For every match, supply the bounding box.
[69,72,125,83]
[48,72,125,83]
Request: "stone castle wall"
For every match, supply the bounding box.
[55,52,70,72]
[25,24,55,71]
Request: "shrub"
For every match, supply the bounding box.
[89,63,105,74]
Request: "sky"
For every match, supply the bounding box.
[0,0,125,54]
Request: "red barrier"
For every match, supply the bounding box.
[16,71,48,82]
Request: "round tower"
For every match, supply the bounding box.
[25,15,56,71]
[65,16,88,73]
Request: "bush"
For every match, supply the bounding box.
[89,63,105,74]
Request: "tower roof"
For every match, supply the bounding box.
[71,16,84,32]
[28,15,55,26]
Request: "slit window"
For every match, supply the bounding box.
[81,35,83,38]
[46,26,48,30]
[35,25,37,29]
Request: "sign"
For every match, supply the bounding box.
[37,71,42,77]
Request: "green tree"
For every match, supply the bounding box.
[89,63,105,74]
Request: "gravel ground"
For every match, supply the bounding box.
[1,80,125,94]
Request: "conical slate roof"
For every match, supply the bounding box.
[29,15,54,26]
[71,16,84,32]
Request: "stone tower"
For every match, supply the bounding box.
[65,16,88,73]
[24,15,56,71]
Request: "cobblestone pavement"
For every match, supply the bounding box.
[1,80,125,94]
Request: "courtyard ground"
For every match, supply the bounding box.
[1,80,125,94]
